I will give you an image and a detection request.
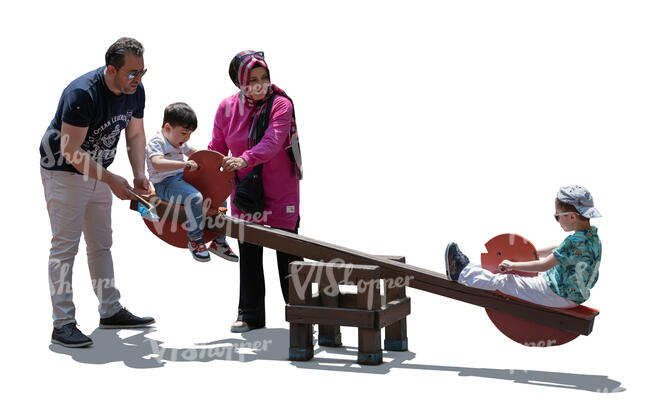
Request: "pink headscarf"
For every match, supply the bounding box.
[228,50,303,179]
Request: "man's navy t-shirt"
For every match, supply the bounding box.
[40,66,145,173]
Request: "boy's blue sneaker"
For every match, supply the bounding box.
[445,242,469,282]
[188,238,211,262]
[208,238,239,262]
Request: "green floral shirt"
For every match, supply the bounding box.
[543,226,601,304]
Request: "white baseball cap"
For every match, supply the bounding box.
[557,185,602,219]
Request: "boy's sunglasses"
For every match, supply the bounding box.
[554,212,573,221]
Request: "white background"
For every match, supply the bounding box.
[1,0,647,412]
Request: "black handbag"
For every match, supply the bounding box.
[233,94,276,215]
[233,164,264,215]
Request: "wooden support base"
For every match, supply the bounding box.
[318,326,342,347]
[286,260,410,365]
[358,328,382,365]
[380,255,409,352]
[289,322,314,361]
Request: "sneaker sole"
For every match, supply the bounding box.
[444,243,454,281]
[230,325,251,333]
[230,325,264,333]
[51,338,93,348]
[207,247,239,262]
[192,254,211,262]
[99,320,155,329]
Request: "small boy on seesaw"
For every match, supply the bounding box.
[145,102,238,263]
[445,185,601,308]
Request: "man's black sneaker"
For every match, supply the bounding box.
[99,308,155,329]
[445,242,470,282]
[51,323,93,348]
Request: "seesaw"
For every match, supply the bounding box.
[129,150,599,363]
[134,150,234,247]
[480,234,599,347]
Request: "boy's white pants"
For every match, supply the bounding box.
[458,263,578,309]
[41,168,123,328]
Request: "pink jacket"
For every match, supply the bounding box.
[208,94,300,230]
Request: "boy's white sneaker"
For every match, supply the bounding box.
[208,238,239,262]
[188,239,211,262]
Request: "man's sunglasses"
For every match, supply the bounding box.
[125,68,147,80]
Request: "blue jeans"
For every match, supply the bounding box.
[154,173,205,241]
[153,172,228,242]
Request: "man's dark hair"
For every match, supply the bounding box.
[162,102,198,131]
[105,37,144,69]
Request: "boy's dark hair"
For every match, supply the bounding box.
[162,102,198,130]
[105,37,144,69]
[555,198,589,221]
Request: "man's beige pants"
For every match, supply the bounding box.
[41,168,122,328]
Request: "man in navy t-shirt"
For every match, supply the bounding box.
[40,37,155,348]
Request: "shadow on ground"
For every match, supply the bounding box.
[49,327,624,393]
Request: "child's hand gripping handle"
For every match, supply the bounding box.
[184,160,200,171]
[498,260,514,273]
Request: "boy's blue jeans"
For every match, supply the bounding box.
[153,172,227,242]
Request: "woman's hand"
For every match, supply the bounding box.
[223,156,248,172]
[498,260,514,273]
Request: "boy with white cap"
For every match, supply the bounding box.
[445,185,602,308]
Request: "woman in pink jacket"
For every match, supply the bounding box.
[208,51,302,333]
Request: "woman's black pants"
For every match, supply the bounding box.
[236,223,302,327]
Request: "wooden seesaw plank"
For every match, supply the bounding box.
[129,200,596,336]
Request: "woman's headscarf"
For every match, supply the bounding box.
[229,50,302,179]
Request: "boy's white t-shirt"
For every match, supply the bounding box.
[145,130,191,184]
